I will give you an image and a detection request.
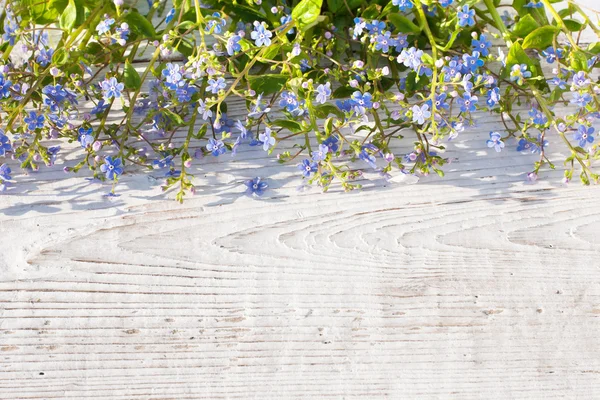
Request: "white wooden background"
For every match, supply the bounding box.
[2,2,600,399]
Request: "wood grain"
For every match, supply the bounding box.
[2,1,600,397]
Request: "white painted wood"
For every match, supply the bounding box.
[2,1,600,398]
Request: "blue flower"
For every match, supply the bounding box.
[0,163,12,181]
[509,64,532,85]
[165,8,176,24]
[365,20,386,35]
[100,156,123,180]
[428,93,449,110]
[457,93,478,113]
[315,83,331,104]
[298,159,318,177]
[207,138,226,156]
[323,135,339,152]
[24,111,45,131]
[78,127,94,148]
[42,84,67,103]
[101,77,124,100]
[351,91,373,109]
[206,12,226,34]
[280,91,300,112]
[300,58,311,72]
[207,77,226,94]
[439,0,454,7]
[358,149,377,169]
[524,1,543,8]
[374,31,395,53]
[248,93,271,118]
[259,127,276,151]
[457,6,475,27]
[393,0,413,12]
[91,99,110,115]
[312,144,329,162]
[549,77,567,89]
[486,87,501,107]
[462,51,484,73]
[280,15,294,34]
[0,131,11,156]
[36,48,54,67]
[397,47,423,70]
[395,34,409,51]
[529,107,548,125]
[442,59,462,81]
[353,18,366,38]
[0,76,12,98]
[96,17,115,35]
[245,177,268,196]
[336,99,354,112]
[572,71,590,89]
[226,35,242,56]
[412,104,431,125]
[152,155,175,169]
[571,92,592,108]
[197,99,213,120]
[574,125,595,147]
[175,83,197,102]
[251,21,273,47]
[542,46,564,63]
[472,34,492,57]
[161,63,183,89]
[486,132,505,152]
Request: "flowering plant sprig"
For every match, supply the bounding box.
[0,0,599,200]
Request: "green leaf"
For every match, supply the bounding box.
[388,13,421,34]
[314,103,343,118]
[271,119,303,133]
[563,19,584,32]
[247,74,287,95]
[123,61,141,90]
[332,86,355,99]
[292,0,323,31]
[522,26,560,49]
[162,109,184,126]
[569,50,588,71]
[124,11,156,39]
[506,42,533,69]
[511,14,539,38]
[362,4,380,19]
[587,42,600,54]
[59,0,77,30]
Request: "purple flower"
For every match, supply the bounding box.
[206,138,226,156]
[245,177,268,196]
[197,99,213,120]
[36,48,54,67]
[101,77,124,100]
[315,82,331,104]
[457,6,475,27]
[251,21,272,47]
[298,159,318,177]
[358,149,377,169]
[100,156,123,180]
[574,125,595,147]
[412,104,431,125]
[259,127,276,151]
[486,132,505,152]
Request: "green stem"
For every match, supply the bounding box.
[540,0,580,50]
[483,0,513,45]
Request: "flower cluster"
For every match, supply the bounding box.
[0,0,598,200]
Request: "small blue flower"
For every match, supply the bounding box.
[323,135,339,152]
[36,48,54,67]
[251,21,273,47]
[226,35,242,56]
[300,58,311,72]
[358,149,377,169]
[78,127,94,148]
[312,144,329,162]
[572,71,590,89]
[24,111,45,131]
[487,132,505,152]
[509,64,532,85]
[542,46,564,64]
[529,107,548,125]
[101,77,124,100]
[0,163,12,181]
[206,12,226,34]
[393,0,413,12]
[206,138,226,156]
[259,127,276,151]
[457,6,475,27]
[574,125,595,147]
[524,1,543,8]
[427,93,449,111]
[0,76,12,99]
[315,83,331,104]
[245,177,268,196]
[280,15,294,34]
[165,8,176,24]
[96,17,115,35]
[175,83,197,102]
[549,77,567,90]
[571,92,592,108]
[91,99,110,115]
[462,51,484,73]
[0,131,11,156]
[280,91,300,112]
[298,159,318,177]
[207,77,227,94]
[161,63,183,90]
[100,156,123,180]
[395,34,409,51]
[412,104,431,125]
[374,31,395,53]
[440,0,454,7]
[365,20,386,35]
[351,91,373,109]
[353,18,366,38]
[472,34,492,57]
[152,155,175,169]
[197,99,213,121]
[442,59,462,82]
[486,87,501,108]
[397,47,423,70]
[457,93,478,113]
